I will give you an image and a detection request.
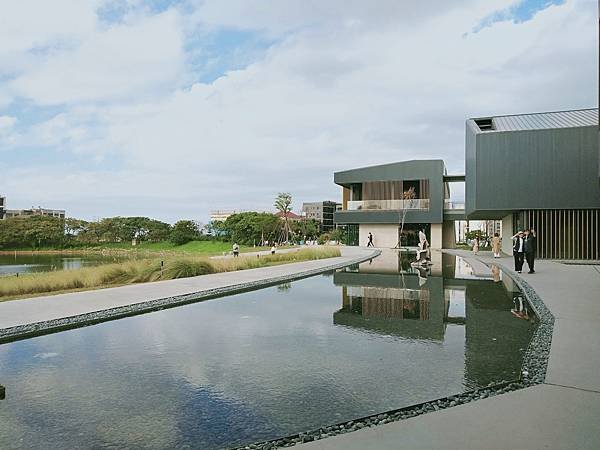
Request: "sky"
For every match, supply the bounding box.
[0,0,596,223]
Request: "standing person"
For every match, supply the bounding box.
[524,228,537,274]
[492,233,502,258]
[512,231,525,273]
[232,242,240,257]
[472,236,479,255]
[367,232,374,247]
[271,245,276,255]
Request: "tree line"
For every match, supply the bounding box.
[0,210,344,250]
[0,216,204,249]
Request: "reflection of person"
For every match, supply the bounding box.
[472,237,479,255]
[367,232,374,247]
[492,233,501,258]
[524,229,536,274]
[512,231,525,273]
[418,229,427,247]
[232,242,240,257]
[491,264,500,282]
[512,295,530,320]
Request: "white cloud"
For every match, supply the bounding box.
[9,10,185,105]
[0,115,16,132]
[2,0,596,221]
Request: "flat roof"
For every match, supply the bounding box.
[470,108,597,132]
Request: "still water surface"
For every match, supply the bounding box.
[0,253,536,449]
[0,253,130,276]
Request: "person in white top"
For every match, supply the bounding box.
[511,231,525,273]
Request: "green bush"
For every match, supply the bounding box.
[317,233,330,245]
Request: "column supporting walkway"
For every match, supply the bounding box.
[0,246,379,343]
[298,250,600,450]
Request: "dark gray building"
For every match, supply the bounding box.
[301,201,341,232]
[0,196,5,220]
[466,108,599,259]
[333,160,458,249]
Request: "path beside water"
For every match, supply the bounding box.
[299,249,600,450]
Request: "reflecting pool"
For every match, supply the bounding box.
[0,253,130,276]
[0,252,536,449]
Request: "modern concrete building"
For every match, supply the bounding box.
[0,196,5,220]
[334,108,599,260]
[301,201,341,232]
[466,108,599,260]
[333,160,461,249]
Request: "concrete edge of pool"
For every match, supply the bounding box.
[234,251,556,450]
[0,247,381,344]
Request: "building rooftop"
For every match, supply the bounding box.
[471,108,598,132]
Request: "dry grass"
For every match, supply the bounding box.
[0,247,341,300]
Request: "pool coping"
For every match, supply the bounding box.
[231,256,555,450]
[0,249,381,344]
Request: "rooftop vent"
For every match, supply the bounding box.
[475,118,493,131]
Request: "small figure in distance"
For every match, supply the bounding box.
[232,242,240,257]
[524,228,537,274]
[367,232,374,247]
[492,232,502,258]
[271,244,276,255]
[472,236,479,255]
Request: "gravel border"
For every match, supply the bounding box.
[0,249,381,344]
[232,261,555,450]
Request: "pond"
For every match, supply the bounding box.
[0,253,131,276]
[0,252,536,449]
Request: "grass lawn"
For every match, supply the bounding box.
[0,241,290,256]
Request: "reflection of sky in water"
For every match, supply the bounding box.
[0,265,535,449]
[0,254,130,275]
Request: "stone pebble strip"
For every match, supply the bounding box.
[0,249,381,344]
[234,264,555,450]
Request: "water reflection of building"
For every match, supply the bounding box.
[334,250,536,388]
[334,250,445,341]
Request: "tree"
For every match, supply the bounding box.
[169,220,201,245]
[329,227,346,244]
[274,192,293,243]
[397,187,416,249]
[290,219,320,240]
[0,216,64,249]
[221,212,280,245]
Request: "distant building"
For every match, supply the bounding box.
[209,210,248,222]
[0,196,65,220]
[485,220,502,238]
[274,211,303,221]
[3,207,65,219]
[302,201,341,232]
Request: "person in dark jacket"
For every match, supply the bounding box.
[367,232,374,247]
[512,230,525,273]
[524,228,537,273]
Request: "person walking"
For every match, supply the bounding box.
[367,232,374,247]
[512,230,525,273]
[232,242,240,257]
[524,228,537,273]
[492,233,501,258]
[472,236,479,255]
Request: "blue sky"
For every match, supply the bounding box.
[0,0,595,222]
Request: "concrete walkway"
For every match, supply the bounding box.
[299,250,600,450]
[0,246,376,331]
